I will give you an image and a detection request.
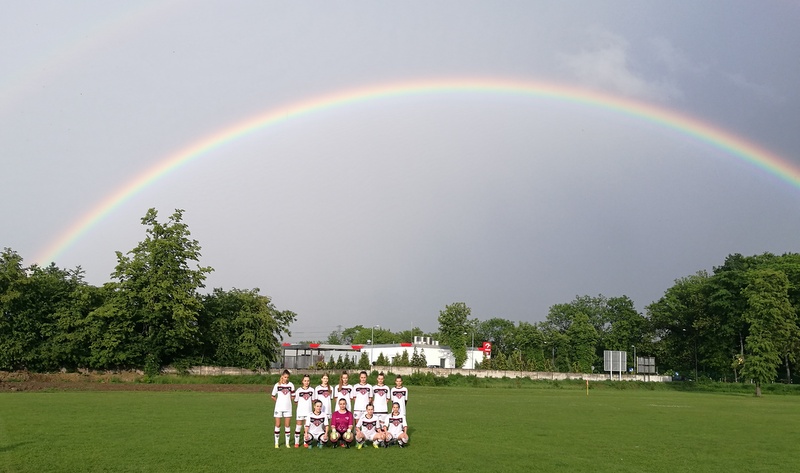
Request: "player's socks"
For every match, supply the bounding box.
[294,425,302,445]
[284,428,291,447]
[274,429,280,446]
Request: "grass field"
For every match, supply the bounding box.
[2,384,799,472]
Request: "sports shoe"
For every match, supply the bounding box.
[294,444,300,448]
[357,443,362,450]
[317,443,323,449]
[307,443,312,450]
[274,444,279,449]
[398,442,405,448]
[373,442,379,449]
[285,443,291,449]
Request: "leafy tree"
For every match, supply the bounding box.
[475,318,515,356]
[566,312,598,373]
[647,271,710,378]
[419,348,427,367]
[199,288,295,369]
[99,209,213,373]
[742,269,793,396]
[438,302,470,368]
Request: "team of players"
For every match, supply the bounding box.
[271,370,410,449]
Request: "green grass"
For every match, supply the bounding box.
[2,386,799,472]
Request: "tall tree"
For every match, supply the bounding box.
[102,208,212,374]
[741,269,793,396]
[567,312,598,373]
[438,302,470,368]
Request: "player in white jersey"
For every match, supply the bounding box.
[389,375,409,417]
[334,371,353,413]
[355,403,386,449]
[271,369,295,448]
[293,374,315,448]
[314,373,334,419]
[304,400,329,449]
[385,402,409,448]
[371,372,390,426]
[351,370,373,421]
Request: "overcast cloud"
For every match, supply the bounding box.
[2,1,799,341]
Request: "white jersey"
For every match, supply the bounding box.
[334,384,353,411]
[352,383,373,412]
[390,386,408,416]
[356,414,382,440]
[371,384,390,414]
[272,382,295,413]
[314,385,334,417]
[305,413,328,438]
[386,413,407,438]
[294,386,315,417]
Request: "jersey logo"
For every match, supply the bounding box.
[357,387,370,395]
[279,387,291,395]
[319,390,330,398]
[393,391,405,399]
[300,392,312,400]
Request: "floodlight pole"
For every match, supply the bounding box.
[631,345,636,377]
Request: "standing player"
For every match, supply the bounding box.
[293,374,315,448]
[355,403,386,449]
[271,369,295,448]
[351,370,373,422]
[304,400,329,449]
[371,372,390,427]
[390,375,409,417]
[334,371,353,413]
[329,398,354,448]
[314,373,333,420]
[385,401,409,448]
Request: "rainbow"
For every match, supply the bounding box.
[35,77,800,265]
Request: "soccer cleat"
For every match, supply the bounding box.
[373,441,379,449]
[357,443,362,449]
[274,444,279,449]
[294,444,300,448]
[398,442,405,448]
[303,443,309,448]
[286,443,291,449]
[317,443,323,449]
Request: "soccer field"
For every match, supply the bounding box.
[1,386,798,472]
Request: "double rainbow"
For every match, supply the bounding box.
[36,77,800,265]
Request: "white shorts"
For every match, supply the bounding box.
[274,410,292,418]
[353,410,366,420]
[374,413,389,425]
[361,429,377,441]
[295,415,308,422]
[306,431,326,442]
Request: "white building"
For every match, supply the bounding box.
[278,336,490,370]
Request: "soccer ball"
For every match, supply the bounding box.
[329,431,340,442]
[343,431,353,442]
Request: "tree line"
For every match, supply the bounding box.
[0,209,295,375]
[4,209,799,394]
[327,253,800,395]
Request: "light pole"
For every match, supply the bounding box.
[371,325,380,365]
[631,345,636,376]
[463,331,475,369]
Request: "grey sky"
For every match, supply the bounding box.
[2,1,799,341]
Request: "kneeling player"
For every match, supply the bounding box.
[329,398,354,448]
[355,403,385,449]
[304,400,329,449]
[385,402,409,448]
